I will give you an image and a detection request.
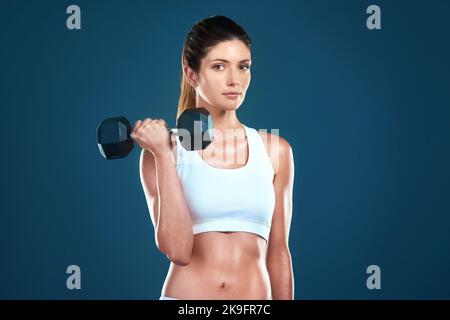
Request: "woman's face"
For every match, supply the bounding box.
[187,39,251,112]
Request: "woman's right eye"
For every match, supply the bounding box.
[213,64,224,71]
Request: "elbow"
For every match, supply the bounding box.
[156,233,193,266]
[167,252,191,266]
[164,245,192,266]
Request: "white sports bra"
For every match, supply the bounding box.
[175,125,276,243]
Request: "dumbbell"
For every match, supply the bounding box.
[97,107,214,160]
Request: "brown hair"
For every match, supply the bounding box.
[177,15,252,119]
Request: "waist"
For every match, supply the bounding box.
[165,260,272,299]
[162,232,272,299]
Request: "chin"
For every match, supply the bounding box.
[211,101,240,111]
[224,99,243,107]
[223,104,241,111]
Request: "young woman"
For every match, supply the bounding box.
[131,15,295,300]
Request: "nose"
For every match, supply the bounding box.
[227,69,240,86]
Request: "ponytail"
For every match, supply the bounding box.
[176,46,197,119]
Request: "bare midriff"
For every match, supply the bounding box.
[161,231,272,300]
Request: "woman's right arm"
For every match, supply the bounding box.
[136,120,193,266]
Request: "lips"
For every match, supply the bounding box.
[223,92,241,95]
[223,92,240,100]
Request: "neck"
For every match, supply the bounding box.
[196,105,243,133]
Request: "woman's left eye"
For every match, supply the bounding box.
[241,64,250,71]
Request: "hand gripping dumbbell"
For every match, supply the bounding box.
[96,107,214,160]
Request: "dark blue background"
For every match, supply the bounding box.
[1,0,449,299]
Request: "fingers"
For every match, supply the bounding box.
[132,118,151,135]
[141,118,153,128]
[157,119,167,128]
[132,119,146,138]
[131,118,167,138]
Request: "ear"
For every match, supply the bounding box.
[184,65,198,87]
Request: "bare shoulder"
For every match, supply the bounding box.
[257,130,293,175]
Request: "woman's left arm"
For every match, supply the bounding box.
[265,134,295,300]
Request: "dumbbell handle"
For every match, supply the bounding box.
[130,124,179,139]
[164,123,177,136]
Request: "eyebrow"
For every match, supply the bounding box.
[209,58,251,63]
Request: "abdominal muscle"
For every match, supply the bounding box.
[160,231,272,300]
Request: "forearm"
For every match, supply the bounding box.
[154,151,193,264]
[267,251,294,300]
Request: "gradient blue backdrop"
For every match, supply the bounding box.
[1,0,449,299]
